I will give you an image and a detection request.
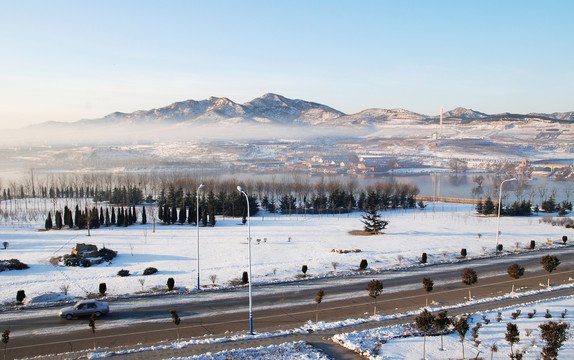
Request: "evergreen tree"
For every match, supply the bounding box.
[99,207,104,225]
[111,208,116,225]
[45,212,53,230]
[539,321,570,360]
[366,279,383,315]
[171,205,177,224]
[415,309,435,360]
[505,322,520,356]
[141,206,147,225]
[507,263,525,293]
[434,310,450,351]
[461,268,478,301]
[105,208,110,227]
[178,204,186,224]
[483,197,495,215]
[55,210,63,229]
[540,255,560,287]
[361,207,388,234]
[209,207,216,226]
[453,316,469,360]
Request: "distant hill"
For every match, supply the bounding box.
[34,93,573,129]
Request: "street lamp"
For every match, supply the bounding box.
[237,185,253,335]
[196,183,205,291]
[495,178,517,256]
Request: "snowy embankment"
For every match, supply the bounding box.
[333,295,574,360]
[0,202,571,306]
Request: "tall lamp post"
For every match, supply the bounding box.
[196,183,205,291]
[495,178,517,255]
[237,185,253,335]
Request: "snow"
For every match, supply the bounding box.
[1,200,573,359]
[0,201,570,306]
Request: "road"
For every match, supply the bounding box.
[1,246,573,359]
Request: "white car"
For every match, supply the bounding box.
[59,300,109,320]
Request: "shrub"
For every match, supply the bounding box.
[301,265,308,276]
[2,242,7,250]
[167,277,175,290]
[16,290,26,304]
[497,244,503,252]
[530,240,536,250]
[421,252,427,264]
[461,248,467,258]
[359,259,368,270]
[0,259,30,271]
[98,247,118,262]
[117,269,130,277]
[242,271,249,285]
[63,255,80,267]
[143,267,158,275]
[562,236,567,244]
[99,282,107,296]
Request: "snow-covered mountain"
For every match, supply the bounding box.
[440,107,487,119]
[36,93,574,129]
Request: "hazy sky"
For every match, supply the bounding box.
[1,1,572,129]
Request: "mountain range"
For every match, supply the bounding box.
[56,93,573,128]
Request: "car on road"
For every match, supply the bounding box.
[59,300,109,320]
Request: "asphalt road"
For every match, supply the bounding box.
[2,246,573,359]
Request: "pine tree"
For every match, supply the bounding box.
[540,255,560,287]
[361,207,388,234]
[45,212,53,230]
[55,210,63,229]
[505,322,520,356]
[454,316,469,360]
[507,263,525,293]
[462,268,478,300]
[539,321,570,360]
[415,309,435,360]
[141,206,147,225]
[178,204,186,224]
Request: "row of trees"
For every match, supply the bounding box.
[476,196,572,216]
[45,205,142,230]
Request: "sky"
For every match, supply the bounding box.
[1,1,573,129]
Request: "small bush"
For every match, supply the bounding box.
[301,265,308,275]
[530,240,536,250]
[167,277,175,290]
[242,271,249,285]
[117,269,130,277]
[461,248,467,258]
[99,247,118,262]
[497,244,503,252]
[0,259,30,271]
[99,282,107,296]
[143,267,158,275]
[421,252,427,264]
[16,290,26,304]
[359,259,368,270]
[562,236,568,244]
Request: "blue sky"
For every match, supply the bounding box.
[1,1,572,129]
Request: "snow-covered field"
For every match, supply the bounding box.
[0,202,571,306]
[1,200,573,359]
